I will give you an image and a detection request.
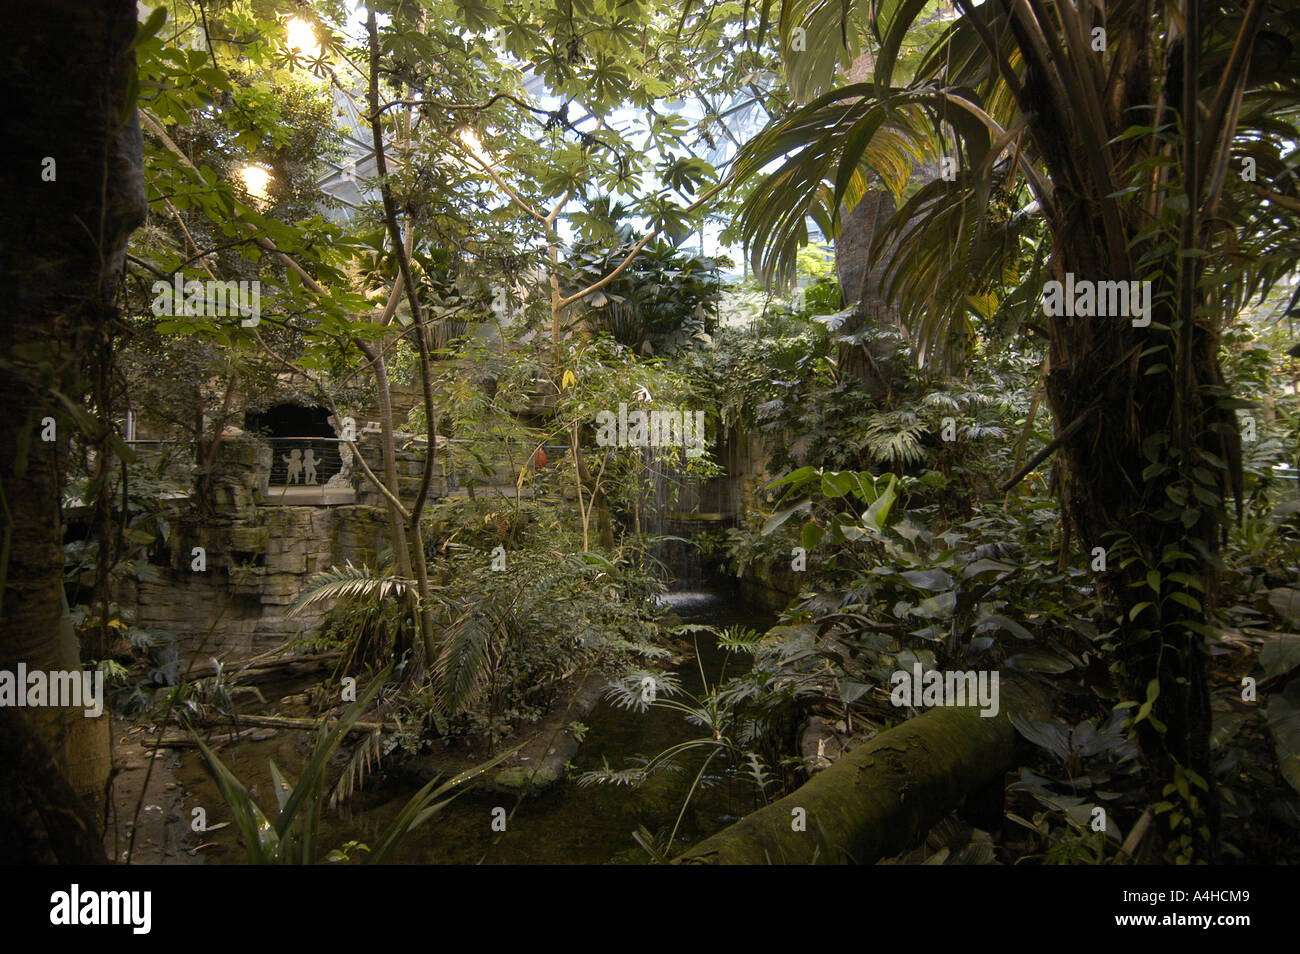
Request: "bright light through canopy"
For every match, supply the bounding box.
[458,128,493,167]
[285,17,320,57]
[239,164,272,202]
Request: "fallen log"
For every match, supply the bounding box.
[154,727,270,749]
[200,713,387,734]
[180,651,342,682]
[676,685,1045,865]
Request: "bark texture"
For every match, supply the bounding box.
[0,0,146,855]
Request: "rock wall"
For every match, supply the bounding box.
[120,430,399,664]
[129,504,392,662]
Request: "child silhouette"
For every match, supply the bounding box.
[283,448,302,484]
[302,448,318,485]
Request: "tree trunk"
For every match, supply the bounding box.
[0,0,146,852]
[1007,11,1229,863]
[1042,245,1224,860]
[834,191,905,400]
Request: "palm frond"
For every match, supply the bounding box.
[328,728,384,813]
[288,561,415,617]
[434,606,510,713]
[602,669,684,713]
[862,409,927,465]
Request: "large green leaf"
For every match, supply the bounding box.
[762,499,812,535]
[1009,714,1071,761]
[975,613,1033,640]
[1267,588,1300,625]
[861,474,897,533]
[1266,683,1300,796]
[913,590,957,619]
[898,568,954,591]
[1005,649,1074,674]
[1261,634,1300,682]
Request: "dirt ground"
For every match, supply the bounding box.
[104,718,204,864]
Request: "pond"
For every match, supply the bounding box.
[175,586,775,864]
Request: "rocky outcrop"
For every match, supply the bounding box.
[128,504,392,662]
[738,559,803,612]
[205,433,272,520]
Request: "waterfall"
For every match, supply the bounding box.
[639,446,705,588]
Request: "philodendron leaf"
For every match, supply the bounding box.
[976,614,1034,640]
[913,590,957,619]
[861,475,897,533]
[1267,588,1300,624]
[1261,634,1300,680]
[1005,649,1074,674]
[898,568,954,591]
[1010,713,1072,762]
[762,499,811,536]
[1266,682,1300,796]
[961,558,1016,580]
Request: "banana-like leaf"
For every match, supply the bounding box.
[192,732,281,864]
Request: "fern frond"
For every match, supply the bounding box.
[743,751,774,802]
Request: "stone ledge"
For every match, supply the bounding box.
[261,486,357,506]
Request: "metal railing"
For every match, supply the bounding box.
[266,437,347,487]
